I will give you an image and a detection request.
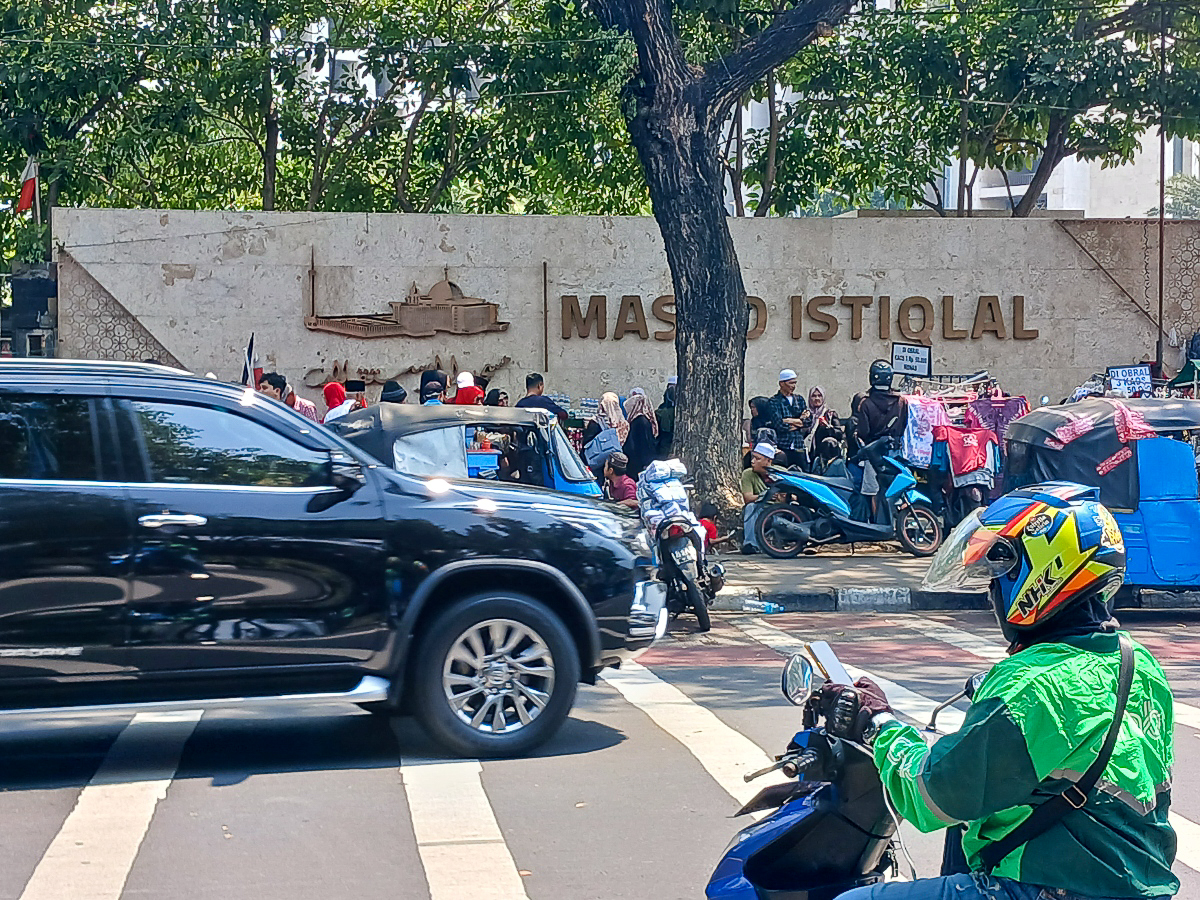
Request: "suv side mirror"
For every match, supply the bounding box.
[307,452,366,513]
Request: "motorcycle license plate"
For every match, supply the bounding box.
[671,545,696,566]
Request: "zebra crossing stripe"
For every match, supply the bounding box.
[18,711,202,900]
[600,661,790,815]
[399,756,531,900]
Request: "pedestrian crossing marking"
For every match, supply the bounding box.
[399,757,531,900]
[18,711,201,900]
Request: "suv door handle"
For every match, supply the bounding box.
[138,513,208,529]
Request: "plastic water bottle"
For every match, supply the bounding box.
[743,599,785,614]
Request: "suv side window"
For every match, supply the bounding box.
[127,401,327,487]
[0,394,101,481]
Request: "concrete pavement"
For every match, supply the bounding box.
[3,609,1200,899]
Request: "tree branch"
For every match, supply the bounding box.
[587,0,693,92]
[701,0,853,117]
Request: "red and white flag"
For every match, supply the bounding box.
[240,333,263,386]
[15,156,37,214]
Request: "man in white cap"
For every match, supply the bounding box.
[766,368,808,468]
[740,441,776,553]
[453,371,485,405]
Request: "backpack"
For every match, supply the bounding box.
[584,427,622,468]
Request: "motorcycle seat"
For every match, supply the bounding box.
[792,471,857,493]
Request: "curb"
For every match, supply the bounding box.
[713,585,988,613]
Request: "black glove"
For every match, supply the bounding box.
[819,677,893,742]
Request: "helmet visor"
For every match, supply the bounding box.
[922,510,1018,592]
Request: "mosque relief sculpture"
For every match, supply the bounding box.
[304,269,509,339]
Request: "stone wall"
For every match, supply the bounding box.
[52,209,1200,412]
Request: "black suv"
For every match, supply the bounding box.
[0,360,667,757]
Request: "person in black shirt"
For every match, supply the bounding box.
[514,372,568,421]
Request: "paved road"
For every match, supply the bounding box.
[2,609,1198,900]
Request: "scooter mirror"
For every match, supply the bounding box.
[781,654,815,706]
[964,672,987,700]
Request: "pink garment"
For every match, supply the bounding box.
[289,395,320,422]
[964,396,1029,444]
[902,395,950,468]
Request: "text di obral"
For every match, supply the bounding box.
[561,294,1038,345]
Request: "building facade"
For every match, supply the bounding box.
[51,209,1200,413]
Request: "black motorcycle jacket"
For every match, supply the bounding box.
[856,389,908,445]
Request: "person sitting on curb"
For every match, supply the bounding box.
[740,442,776,554]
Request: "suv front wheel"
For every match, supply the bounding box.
[412,591,580,758]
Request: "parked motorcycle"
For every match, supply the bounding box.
[637,460,725,633]
[754,436,943,559]
[707,643,984,899]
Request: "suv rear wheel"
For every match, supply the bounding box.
[412,591,580,758]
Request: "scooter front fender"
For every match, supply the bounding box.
[706,789,827,900]
[904,488,932,506]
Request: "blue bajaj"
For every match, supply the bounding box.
[708,647,899,900]
[754,437,942,559]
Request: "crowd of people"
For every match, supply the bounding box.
[741,360,911,551]
[249,358,912,544]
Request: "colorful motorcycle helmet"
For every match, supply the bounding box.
[924,483,1125,644]
[868,359,894,390]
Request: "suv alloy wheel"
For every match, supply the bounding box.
[412,592,580,758]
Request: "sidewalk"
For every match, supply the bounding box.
[711,545,988,613]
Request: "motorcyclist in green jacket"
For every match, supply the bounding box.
[834,486,1176,900]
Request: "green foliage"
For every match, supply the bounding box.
[0,0,648,263]
[731,0,1200,215]
[1151,174,1200,218]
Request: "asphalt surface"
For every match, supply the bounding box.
[1,609,1198,900]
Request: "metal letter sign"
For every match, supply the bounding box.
[891,341,932,377]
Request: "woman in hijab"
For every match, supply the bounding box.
[483,389,509,407]
[322,382,356,424]
[622,388,659,479]
[800,385,842,470]
[582,392,629,478]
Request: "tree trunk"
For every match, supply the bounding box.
[1013,115,1068,217]
[587,0,852,511]
[626,81,749,510]
[260,17,278,211]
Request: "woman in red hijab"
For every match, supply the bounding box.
[322,382,356,423]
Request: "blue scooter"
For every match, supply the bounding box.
[707,645,982,899]
[754,437,942,559]
[707,647,898,900]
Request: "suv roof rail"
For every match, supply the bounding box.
[0,358,203,380]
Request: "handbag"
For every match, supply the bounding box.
[584,427,622,468]
[978,633,1135,872]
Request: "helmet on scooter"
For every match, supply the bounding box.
[923,485,1125,645]
[868,360,894,391]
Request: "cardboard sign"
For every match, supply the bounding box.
[892,342,932,377]
[1107,364,1152,395]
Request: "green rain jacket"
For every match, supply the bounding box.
[873,631,1178,898]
